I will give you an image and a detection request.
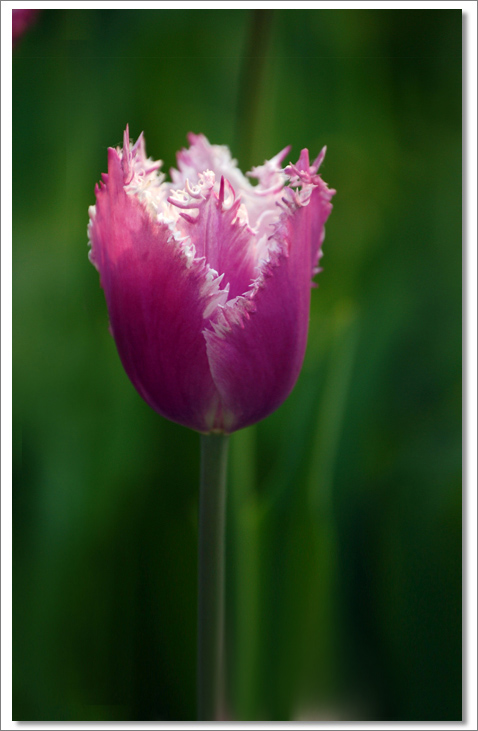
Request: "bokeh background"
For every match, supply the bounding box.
[13,8,462,721]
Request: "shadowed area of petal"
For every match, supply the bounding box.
[204,180,334,433]
[89,148,221,432]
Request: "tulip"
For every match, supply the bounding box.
[89,129,334,720]
[88,128,334,434]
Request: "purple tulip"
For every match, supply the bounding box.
[88,128,334,433]
[12,9,39,47]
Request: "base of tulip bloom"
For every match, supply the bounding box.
[197,433,229,721]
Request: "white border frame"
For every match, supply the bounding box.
[2,2,476,729]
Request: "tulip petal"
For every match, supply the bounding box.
[169,173,258,300]
[204,175,334,433]
[89,147,224,432]
[172,133,251,199]
[171,134,291,235]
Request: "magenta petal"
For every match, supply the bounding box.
[205,184,333,433]
[172,133,249,196]
[171,176,257,300]
[306,179,335,275]
[89,148,221,432]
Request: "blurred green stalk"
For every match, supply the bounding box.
[235,9,274,169]
[197,433,229,721]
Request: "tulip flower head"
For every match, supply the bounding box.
[88,128,334,433]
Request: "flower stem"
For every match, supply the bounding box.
[197,432,229,721]
[235,9,275,170]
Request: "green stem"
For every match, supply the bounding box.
[197,433,229,721]
[235,9,275,169]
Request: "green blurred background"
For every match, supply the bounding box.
[13,9,462,721]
